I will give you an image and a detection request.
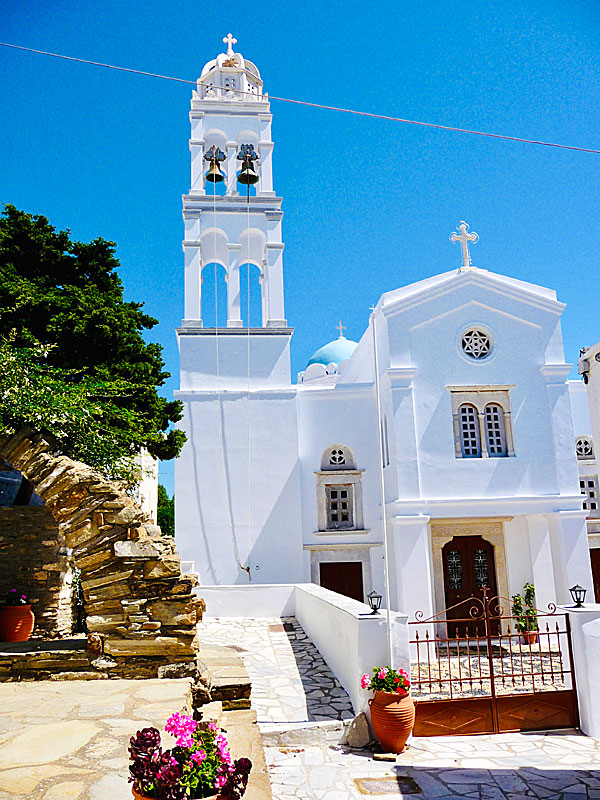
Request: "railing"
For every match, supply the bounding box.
[409,588,575,701]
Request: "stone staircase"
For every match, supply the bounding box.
[193,644,252,710]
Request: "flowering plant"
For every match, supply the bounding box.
[360,666,411,695]
[128,712,251,799]
[3,589,28,606]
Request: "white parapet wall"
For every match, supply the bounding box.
[198,582,409,713]
[563,604,600,738]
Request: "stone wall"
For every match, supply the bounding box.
[0,430,204,679]
[0,506,74,638]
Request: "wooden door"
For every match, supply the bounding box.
[442,536,498,637]
[591,549,600,602]
[319,562,364,602]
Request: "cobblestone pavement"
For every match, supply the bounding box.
[197,616,354,724]
[0,678,192,800]
[265,730,600,799]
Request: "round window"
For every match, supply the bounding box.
[461,328,492,360]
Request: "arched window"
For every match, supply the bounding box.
[484,404,507,457]
[459,404,481,458]
[576,436,594,459]
[321,445,357,471]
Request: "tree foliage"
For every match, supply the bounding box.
[0,204,185,473]
[157,484,175,537]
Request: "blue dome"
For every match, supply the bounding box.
[306,336,358,368]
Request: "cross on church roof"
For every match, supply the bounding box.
[336,320,346,337]
[450,221,479,268]
[223,33,237,56]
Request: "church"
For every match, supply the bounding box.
[174,36,593,625]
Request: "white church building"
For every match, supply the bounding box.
[174,37,593,624]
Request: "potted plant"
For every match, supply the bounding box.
[511,583,539,645]
[129,712,251,799]
[360,666,414,753]
[0,589,35,642]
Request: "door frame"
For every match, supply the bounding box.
[430,518,511,635]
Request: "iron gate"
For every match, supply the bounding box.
[409,588,579,736]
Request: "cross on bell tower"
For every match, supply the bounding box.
[450,221,479,269]
[223,33,237,55]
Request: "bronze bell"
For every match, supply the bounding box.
[237,162,259,185]
[205,159,225,183]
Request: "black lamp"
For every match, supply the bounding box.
[569,584,587,608]
[367,590,382,614]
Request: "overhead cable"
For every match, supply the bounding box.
[1,41,599,155]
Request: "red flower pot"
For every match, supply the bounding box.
[0,604,35,642]
[369,690,415,754]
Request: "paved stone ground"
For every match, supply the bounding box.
[0,678,192,800]
[197,616,354,724]
[0,676,271,800]
[196,618,600,799]
[264,730,600,799]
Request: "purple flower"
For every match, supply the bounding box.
[129,728,161,760]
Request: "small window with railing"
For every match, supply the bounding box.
[326,485,354,530]
[581,476,600,516]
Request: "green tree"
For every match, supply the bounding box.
[157,484,175,537]
[0,205,185,470]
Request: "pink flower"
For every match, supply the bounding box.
[377,668,388,679]
[191,749,206,764]
[360,674,370,689]
[215,775,227,789]
[208,722,219,732]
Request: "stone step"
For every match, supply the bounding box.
[198,700,223,727]
[259,719,350,747]
[195,644,252,710]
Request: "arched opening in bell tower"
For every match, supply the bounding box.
[239,263,263,327]
[201,263,228,327]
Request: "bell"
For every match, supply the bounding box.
[237,162,259,185]
[205,159,225,183]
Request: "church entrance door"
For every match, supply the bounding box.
[319,562,364,603]
[591,549,600,602]
[442,535,498,636]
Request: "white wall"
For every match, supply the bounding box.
[564,605,600,738]
[198,583,409,712]
[175,382,304,586]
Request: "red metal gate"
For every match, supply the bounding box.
[409,588,578,736]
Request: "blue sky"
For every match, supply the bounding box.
[1,0,599,494]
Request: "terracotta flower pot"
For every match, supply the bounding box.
[520,631,538,645]
[0,604,35,642]
[132,785,222,800]
[369,690,415,754]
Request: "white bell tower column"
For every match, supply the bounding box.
[175,37,303,587]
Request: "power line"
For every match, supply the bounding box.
[2,41,600,155]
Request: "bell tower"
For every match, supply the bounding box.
[175,37,303,587]
[181,33,286,329]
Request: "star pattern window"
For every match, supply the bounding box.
[462,328,492,360]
